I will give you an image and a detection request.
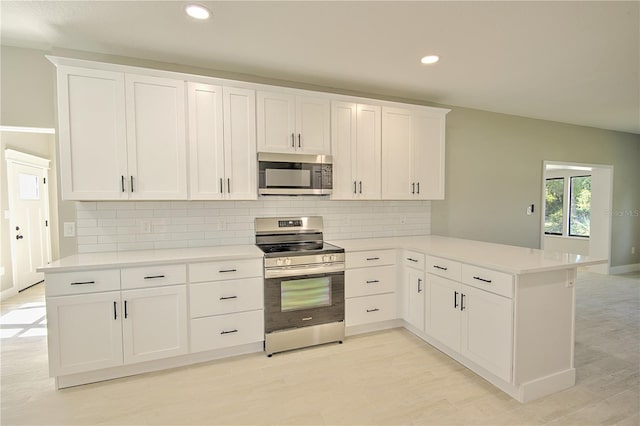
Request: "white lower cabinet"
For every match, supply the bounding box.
[428,273,513,382]
[121,286,188,364]
[46,291,124,377]
[346,293,396,326]
[401,250,426,332]
[191,310,264,353]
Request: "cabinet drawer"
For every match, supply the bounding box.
[403,250,425,269]
[121,264,186,290]
[426,256,462,281]
[346,249,396,269]
[461,264,513,298]
[345,266,396,298]
[346,293,397,326]
[190,310,264,353]
[45,269,120,296]
[189,259,262,283]
[190,277,263,318]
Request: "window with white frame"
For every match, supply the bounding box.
[544,174,591,238]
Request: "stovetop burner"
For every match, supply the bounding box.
[257,241,343,257]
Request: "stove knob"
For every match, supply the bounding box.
[330,254,337,262]
[284,257,292,266]
[322,254,329,263]
[276,258,284,266]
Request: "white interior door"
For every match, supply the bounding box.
[6,151,51,291]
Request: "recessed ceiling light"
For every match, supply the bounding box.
[421,55,440,65]
[185,4,211,20]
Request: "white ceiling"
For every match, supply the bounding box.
[2,1,639,134]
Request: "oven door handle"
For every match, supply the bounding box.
[264,263,345,279]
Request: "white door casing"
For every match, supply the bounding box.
[5,149,52,291]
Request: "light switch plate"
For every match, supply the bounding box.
[64,222,76,237]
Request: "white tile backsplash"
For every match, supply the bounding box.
[75,198,431,253]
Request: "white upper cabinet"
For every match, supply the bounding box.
[125,74,187,200]
[56,66,128,200]
[331,102,381,200]
[187,84,257,200]
[56,66,188,200]
[381,106,447,200]
[257,91,330,154]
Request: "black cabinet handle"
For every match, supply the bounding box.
[298,133,301,148]
[220,295,238,300]
[221,329,238,335]
[220,178,223,193]
[407,258,418,263]
[291,133,295,147]
[121,175,125,192]
[460,294,466,311]
[113,301,117,320]
[417,182,420,194]
[124,300,128,318]
[354,181,357,194]
[144,275,165,280]
[366,308,380,313]
[454,291,459,308]
[70,281,95,285]
[219,269,237,273]
[365,280,380,284]
[417,278,422,293]
[473,276,492,284]
[130,176,134,192]
[412,182,415,194]
[359,181,362,194]
[366,257,380,261]
[433,265,448,271]
[227,178,231,193]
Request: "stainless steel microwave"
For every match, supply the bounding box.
[258,152,333,195]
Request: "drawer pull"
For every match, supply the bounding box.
[219,269,237,273]
[407,258,419,263]
[454,291,459,308]
[221,329,238,335]
[366,308,380,313]
[113,301,117,320]
[220,295,238,300]
[433,265,448,271]
[70,281,95,285]
[461,293,466,311]
[473,276,492,284]
[302,317,313,321]
[124,300,129,318]
[144,275,165,280]
[366,280,380,284]
[366,257,380,261]
[417,278,423,293]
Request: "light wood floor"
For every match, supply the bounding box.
[1,271,638,425]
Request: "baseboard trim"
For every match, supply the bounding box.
[610,263,640,275]
[0,287,18,302]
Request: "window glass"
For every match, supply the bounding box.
[544,178,564,235]
[569,175,591,237]
[18,173,39,200]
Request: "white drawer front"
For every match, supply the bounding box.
[461,264,513,298]
[426,256,462,281]
[189,259,262,283]
[345,266,397,298]
[403,250,425,269]
[346,249,396,269]
[190,277,263,318]
[190,310,264,353]
[45,269,120,296]
[121,264,186,290]
[346,293,397,327]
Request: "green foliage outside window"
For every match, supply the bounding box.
[569,176,591,237]
[545,178,564,234]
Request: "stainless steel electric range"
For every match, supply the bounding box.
[255,216,345,356]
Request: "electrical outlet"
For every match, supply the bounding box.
[63,222,76,237]
[526,204,535,215]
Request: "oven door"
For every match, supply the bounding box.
[264,271,344,333]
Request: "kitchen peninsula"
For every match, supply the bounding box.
[39,235,604,402]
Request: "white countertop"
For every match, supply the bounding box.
[37,245,264,273]
[39,235,605,275]
[328,235,606,275]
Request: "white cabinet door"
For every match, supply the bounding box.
[428,274,461,351]
[330,101,357,200]
[412,111,446,200]
[381,107,413,200]
[296,96,330,154]
[405,268,425,332]
[187,82,225,200]
[460,284,513,382]
[46,292,123,376]
[125,74,187,200]
[121,285,188,364]
[56,66,128,200]
[223,87,257,200]
[257,91,296,153]
[355,104,381,199]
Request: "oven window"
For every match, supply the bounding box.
[280,277,331,312]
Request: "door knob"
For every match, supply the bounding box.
[15,226,20,231]
[16,235,24,240]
